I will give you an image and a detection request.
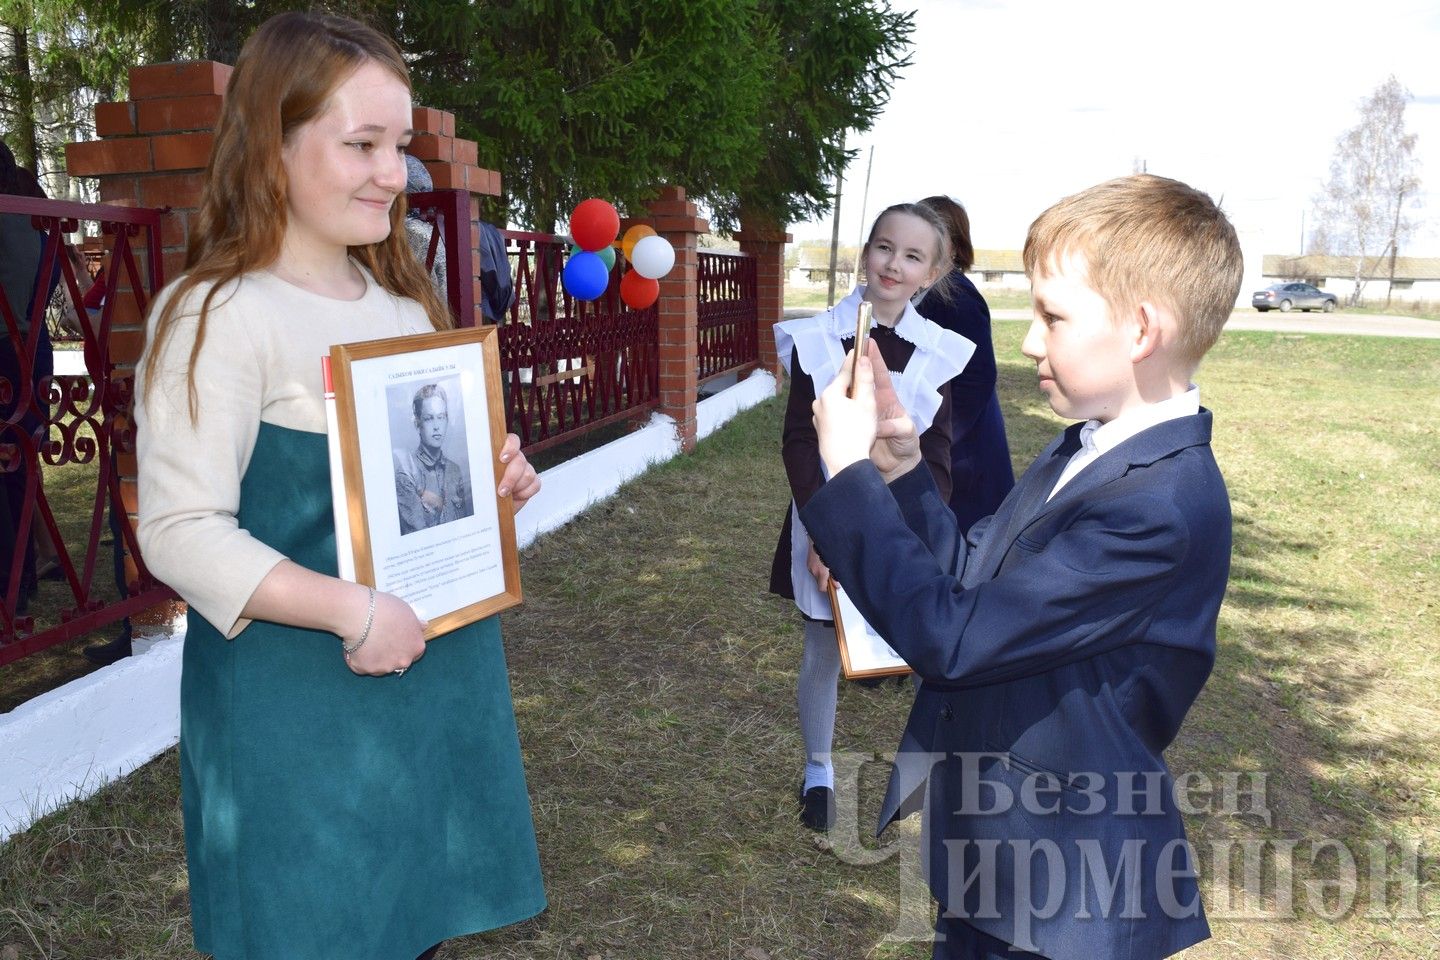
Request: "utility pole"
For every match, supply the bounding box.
[826,142,845,307]
[852,145,875,285]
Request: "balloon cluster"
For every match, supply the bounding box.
[560,198,676,310]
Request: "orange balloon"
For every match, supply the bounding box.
[622,224,656,263]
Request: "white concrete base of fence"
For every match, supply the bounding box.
[0,629,183,842]
[698,368,775,441]
[0,368,778,843]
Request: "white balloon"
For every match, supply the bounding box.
[631,235,675,280]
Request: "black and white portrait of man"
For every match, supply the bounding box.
[391,380,474,535]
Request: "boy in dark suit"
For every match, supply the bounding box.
[801,175,1244,960]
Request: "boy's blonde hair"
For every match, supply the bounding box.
[1023,175,1243,367]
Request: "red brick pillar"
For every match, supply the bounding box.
[66,61,233,350]
[64,61,499,613]
[643,187,707,452]
[65,61,233,624]
[736,217,791,388]
[406,107,502,325]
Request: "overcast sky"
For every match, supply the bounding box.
[786,0,1440,260]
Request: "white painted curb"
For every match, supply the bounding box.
[698,370,776,442]
[0,631,182,842]
[512,411,681,549]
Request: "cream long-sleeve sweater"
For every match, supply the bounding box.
[134,266,431,637]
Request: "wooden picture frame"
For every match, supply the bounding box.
[828,581,912,680]
[327,325,520,639]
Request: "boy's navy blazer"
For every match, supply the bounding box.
[801,411,1230,960]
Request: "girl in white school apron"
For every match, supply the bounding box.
[768,202,973,830]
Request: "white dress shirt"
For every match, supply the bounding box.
[1047,387,1201,501]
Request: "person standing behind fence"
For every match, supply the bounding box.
[401,153,513,324]
[64,247,138,666]
[0,139,56,615]
[768,203,972,832]
[916,196,1014,535]
[402,153,447,299]
[133,13,545,960]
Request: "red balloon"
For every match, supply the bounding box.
[569,198,620,252]
[620,270,660,310]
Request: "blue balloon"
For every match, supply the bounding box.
[562,250,610,301]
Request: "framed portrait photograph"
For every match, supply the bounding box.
[828,581,912,679]
[325,326,520,638]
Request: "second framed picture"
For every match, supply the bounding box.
[828,582,912,680]
[324,325,521,638]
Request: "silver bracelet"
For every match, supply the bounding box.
[342,587,376,662]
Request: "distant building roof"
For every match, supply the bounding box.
[1263,254,1440,282]
[972,249,1025,273]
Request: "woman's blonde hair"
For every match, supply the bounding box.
[141,11,451,415]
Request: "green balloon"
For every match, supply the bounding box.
[570,241,616,271]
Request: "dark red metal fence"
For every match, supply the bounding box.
[0,188,762,668]
[697,249,759,385]
[497,230,660,454]
[0,195,171,665]
[395,195,664,455]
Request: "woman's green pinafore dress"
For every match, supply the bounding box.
[179,422,545,960]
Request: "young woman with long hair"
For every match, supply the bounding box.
[135,13,545,958]
[915,195,1015,534]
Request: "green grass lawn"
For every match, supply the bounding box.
[2,325,1437,958]
[1345,300,1440,322]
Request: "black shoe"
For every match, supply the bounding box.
[36,559,66,582]
[83,629,133,666]
[799,786,835,832]
[853,676,885,689]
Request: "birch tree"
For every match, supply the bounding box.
[0,0,154,197]
[1312,76,1422,304]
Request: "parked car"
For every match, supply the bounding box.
[1252,282,1338,313]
